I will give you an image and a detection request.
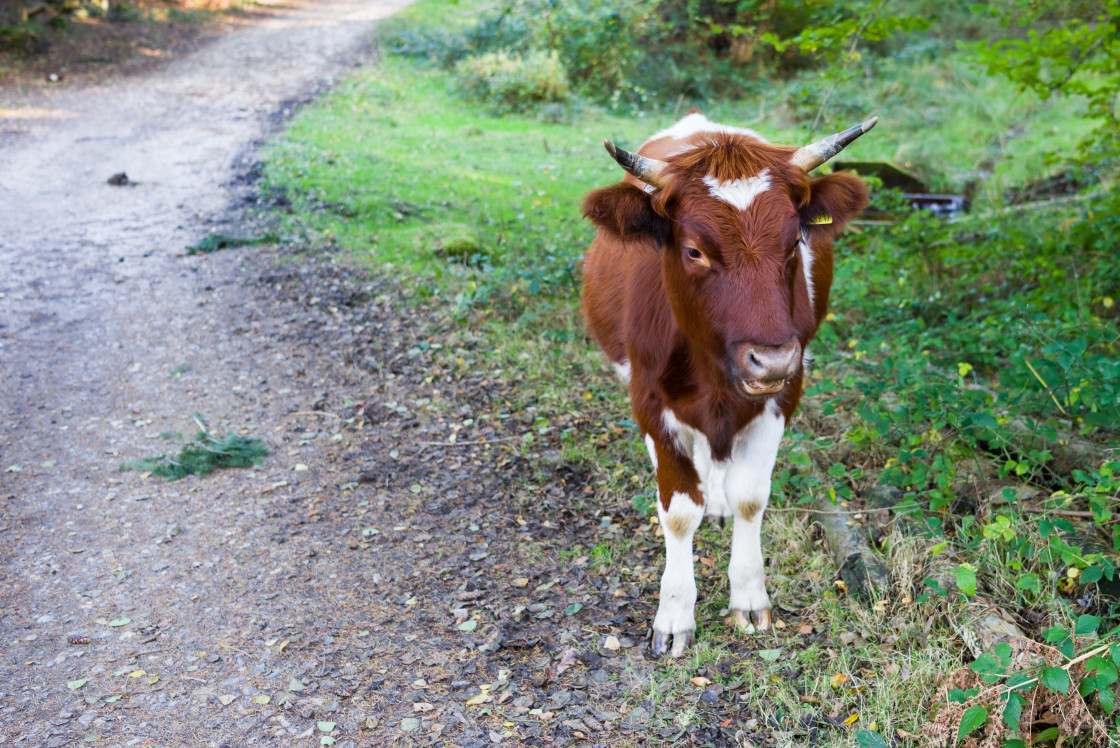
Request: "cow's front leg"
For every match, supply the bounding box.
[726,405,785,632]
[650,442,705,657]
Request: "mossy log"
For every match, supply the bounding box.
[812,498,891,600]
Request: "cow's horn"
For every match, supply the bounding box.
[790,116,878,172]
[603,140,667,188]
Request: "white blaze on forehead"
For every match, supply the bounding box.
[645,113,769,146]
[702,169,772,211]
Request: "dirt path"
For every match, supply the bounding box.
[0,3,793,745]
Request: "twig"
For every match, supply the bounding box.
[290,410,340,418]
[1018,505,1098,519]
[1023,359,1068,416]
[416,436,520,447]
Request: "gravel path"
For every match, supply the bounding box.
[0,3,795,744]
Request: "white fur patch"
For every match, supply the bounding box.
[726,400,785,613]
[799,230,815,309]
[653,491,704,638]
[645,113,768,146]
[644,433,658,471]
[614,359,632,385]
[702,169,772,211]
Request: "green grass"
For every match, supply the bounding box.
[260,0,1120,743]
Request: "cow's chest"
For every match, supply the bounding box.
[659,401,786,521]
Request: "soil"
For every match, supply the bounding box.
[0,3,835,746]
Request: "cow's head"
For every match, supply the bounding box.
[583,119,872,398]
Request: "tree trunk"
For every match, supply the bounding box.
[0,0,28,25]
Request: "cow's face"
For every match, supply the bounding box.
[583,132,869,398]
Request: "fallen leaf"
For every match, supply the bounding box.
[466,692,492,706]
[107,617,131,627]
[602,635,621,651]
[219,694,237,706]
[253,694,271,705]
[830,673,850,689]
[288,678,306,692]
[699,556,714,567]
[128,670,146,678]
[320,738,336,746]
[105,695,122,703]
[842,712,859,726]
[511,578,529,588]
[690,677,711,687]
[758,649,782,661]
[457,620,478,632]
[413,703,434,713]
[798,624,814,635]
[317,721,335,732]
[67,679,87,690]
[401,718,420,731]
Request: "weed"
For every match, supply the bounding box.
[121,427,268,480]
[185,232,279,255]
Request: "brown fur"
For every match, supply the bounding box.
[582,124,869,511]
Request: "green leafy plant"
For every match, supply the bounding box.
[454,49,571,111]
[120,420,268,480]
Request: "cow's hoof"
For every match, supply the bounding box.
[729,607,771,633]
[651,629,693,657]
[706,515,727,528]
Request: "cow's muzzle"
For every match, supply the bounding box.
[733,340,801,396]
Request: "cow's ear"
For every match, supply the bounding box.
[582,182,671,244]
[800,171,869,239]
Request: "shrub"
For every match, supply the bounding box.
[454,49,571,111]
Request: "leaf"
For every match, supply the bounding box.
[107,617,131,627]
[128,669,146,678]
[690,677,711,687]
[954,565,977,597]
[957,705,988,743]
[67,679,87,690]
[1040,666,1069,695]
[758,649,782,662]
[855,730,889,748]
[317,721,336,732]
[830,673,850,689]
[1100,686,1115,714]
[219,694,237,706]
[400,717,420,731]
[457,620,478,632]
[1081,565,1103,583]
[970,653,1000,674]
[253,694,271,705]
[1002,691,1023,730]
[842,712,859,726]
[1074,614,1101,636]
[564,603,582,616]
[105,695,122,703]
[465,692,491,706]
[320,738,336,746]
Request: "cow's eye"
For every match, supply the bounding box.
[683,245,710,269]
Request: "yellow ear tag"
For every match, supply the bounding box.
[808,214,833,225]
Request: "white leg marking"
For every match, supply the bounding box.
[726,401,785,615]
[701,169,772,211]
[613,359,631,385]
[644,433,658,471]
[654,491,705,653]
[800,230,815,310]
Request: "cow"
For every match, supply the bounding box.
[581,112,874,657]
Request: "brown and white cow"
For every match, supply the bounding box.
[581,113,873,656]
